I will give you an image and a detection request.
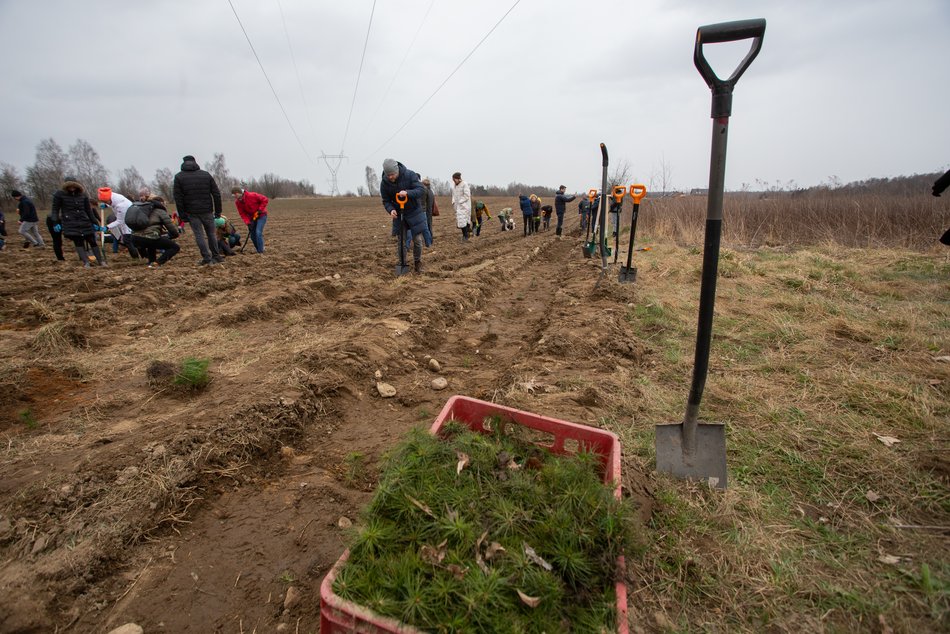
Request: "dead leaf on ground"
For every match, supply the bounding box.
[406,495,435,517]
[446,564,468,580]
[865,490,881,503]
[523,543,552,571]
[516,589,541,608]
[873,433,900,447]
[456,451,469,475]
[878,554,903,565]
[475,531,489,574]
[932,356,950,363]
[420,539,448,565]
[485,542,506,561]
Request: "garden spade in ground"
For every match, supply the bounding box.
[611,185,625,264]
[655,18,766,489]
[394,192,411,276]
[595,143,611,279]
[618,184,646,283]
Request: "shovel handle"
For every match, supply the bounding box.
[694,18,766,118]
[587,188,598,204]
[600,142,608,167]
[395,192,407,209]
[628,184,647,204]
[612,185,626,203]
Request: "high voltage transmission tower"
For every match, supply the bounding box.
[320,152,347,196]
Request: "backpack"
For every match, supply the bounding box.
[125,201,153,231]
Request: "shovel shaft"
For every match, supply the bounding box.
[683,116,729,452]
[623,204,640,269]
[398,215,407,267]
[599,144,609,271]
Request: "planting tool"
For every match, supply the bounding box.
[394,192,411,276]
[618,184,646,283]
[611,185,626,264]
[240,232,250,253]
[581,188,597,259]
[596,143,610,278]
[655,18,766,489]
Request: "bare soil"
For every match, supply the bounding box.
[0,197,655,633]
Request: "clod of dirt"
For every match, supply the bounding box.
[573,386,601,407]
[428,358,441,372]
[283,586,302,610]
[432,377,448,390]
[106,624,143,634]
[145,360,178,388]
[376,382,396,398]
[374,369,382,380]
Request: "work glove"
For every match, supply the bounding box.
[252,212,259,221]
[54,224,62,232]
[99,203,107,209]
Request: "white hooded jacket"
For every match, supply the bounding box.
[451,180,471,229]
[105,192,134,238]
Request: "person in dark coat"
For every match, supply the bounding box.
[173,155,223,266]
[380,158,430,273]
[130,196,181,267]
[50,176,106,267]
[519,194,534,236]
[553,185,576,237]
[421,178,435,235]
[932,169,950,245]
[12,190,44,248]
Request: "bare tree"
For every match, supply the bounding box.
[357,185,367,196]
[649,154,674,195]
[68,139,109,193]
[151,167,174,200]
[204,153,236,192]
[608,159,633,190]
[365,166,379,197]
[116,166,147,199]
[0,162,25,214]
[26,137,68,206]
[430,178,452,196]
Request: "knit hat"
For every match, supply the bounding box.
[215,217,226,227]
[230,186,243,195]
[382,158,399,177]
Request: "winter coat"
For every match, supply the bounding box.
[173,157,222,218]
[380,162,431,246]
[233,190,269,225]
[474,200,490,223]
[133,201,180,241]
[16,195,38,223]
[519,195,533,217]
[451,180,472,229]
[530,196,541,218]
[421,185,434,216]
[51,181,97,238]
[105,192,134,235]
[554,191,576,215]
[216,218,239,241]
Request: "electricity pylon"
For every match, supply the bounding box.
[320,152,347,196]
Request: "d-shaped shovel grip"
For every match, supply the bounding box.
[587,189,598,204]
[694,18,765,118]
[612,185,626,203]
[395,192,407,209]
[628,184,646,204]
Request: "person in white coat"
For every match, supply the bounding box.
[451,171,472,241]
[101,188,140,258]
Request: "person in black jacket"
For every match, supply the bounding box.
[50,177,106,267]
[933,169,950,246]
[173,155,223,266]
[12,190,44,248]
[553,185,576,237]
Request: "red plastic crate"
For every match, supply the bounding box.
[320,395,628,633]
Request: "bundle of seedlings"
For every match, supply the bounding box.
[333,419,631,633]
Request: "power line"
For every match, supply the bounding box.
[226,0,317,166]
[364,0,523,161]
[275,0,317,146]
[359,0,436,142]
[339,0,378,156]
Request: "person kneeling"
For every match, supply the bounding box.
[129,196,181,268]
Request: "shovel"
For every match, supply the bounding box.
[655,18,766,489]
[595,143,610,278]
[581,188,597,259]
[394,192,411,276]
[618,184,646,283]
[610,185,626,264]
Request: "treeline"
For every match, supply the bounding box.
[1,137,316,213]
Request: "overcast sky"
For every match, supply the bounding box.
[2,0,948,196]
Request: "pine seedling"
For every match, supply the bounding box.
[173,357,210,390]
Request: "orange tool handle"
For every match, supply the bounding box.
[612,185,626,203]
[587,188,598,204]
[628,184,647,204]
[395,192,407,209]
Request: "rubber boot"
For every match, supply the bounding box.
[75,245,91,267]
[91,244,107,266]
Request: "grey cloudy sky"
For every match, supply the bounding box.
[1,0,948,196]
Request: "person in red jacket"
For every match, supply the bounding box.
[231,186,269,253]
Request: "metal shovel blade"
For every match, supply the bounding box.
[582,243,593,258]
[395,263,411,276]
[655,421,727,488]
[617,265,637,284]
